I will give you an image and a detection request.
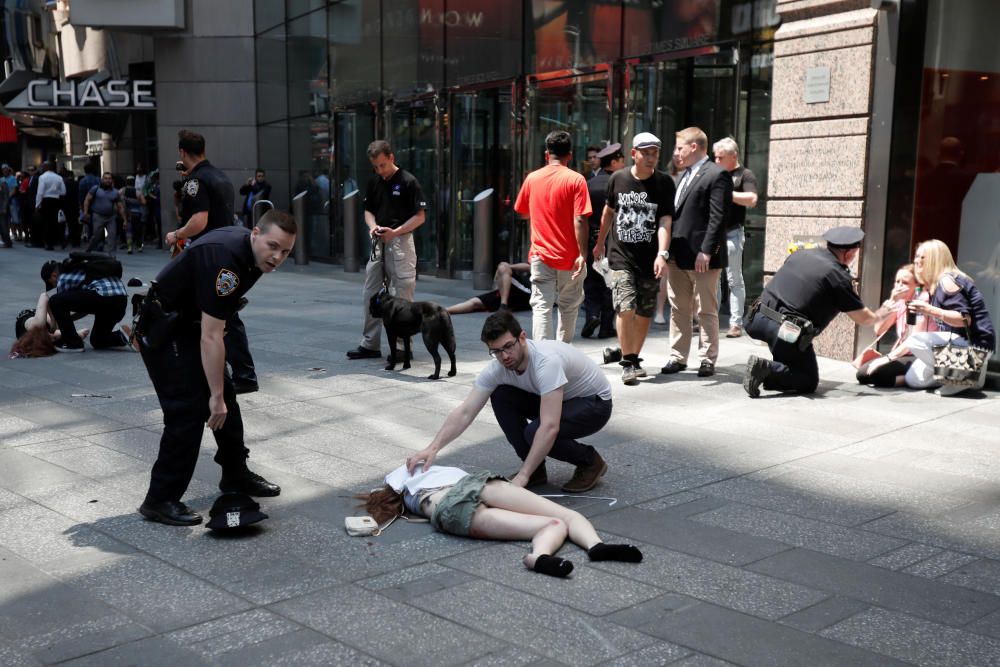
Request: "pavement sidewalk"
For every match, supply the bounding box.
[2,244,1000,666]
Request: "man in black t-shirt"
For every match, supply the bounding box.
[593,132,675,385]
[713,138,758,338]
[137,212,297,526]
[347,139,428,360]
[743,226,891,398]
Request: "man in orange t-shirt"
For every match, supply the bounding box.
[514,130,592,342]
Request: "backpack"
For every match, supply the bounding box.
[61,251,123,282]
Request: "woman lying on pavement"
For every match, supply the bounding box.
[9,292,91,359]
[357,464,643,578]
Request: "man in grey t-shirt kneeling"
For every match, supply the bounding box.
[406,311,611,493]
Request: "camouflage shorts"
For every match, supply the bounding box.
[610,270,659,317]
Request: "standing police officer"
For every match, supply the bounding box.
[743,226,891,397]
[167,129,259,394]
[137,211,297,526]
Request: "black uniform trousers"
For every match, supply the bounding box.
[490,385,610,467]
[744,310,819,394]
[40,197,62,250]
[225,312,257,384]
[141,327,250,503]
[48,291,128,349]
[583,225,614,330]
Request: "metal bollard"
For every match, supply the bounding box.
[472,188,495,290]
[292,191,308,265]
[343,189,360,272]
[252,199,273,227]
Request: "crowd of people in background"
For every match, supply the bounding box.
[0,161,161,255]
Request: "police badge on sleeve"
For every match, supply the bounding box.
[184,179,200,197]
[216,269,240,297]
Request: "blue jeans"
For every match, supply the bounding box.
[723,227,746,328]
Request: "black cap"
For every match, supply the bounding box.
[822,226,864,249]
[596,142,622,159]
[205,492,268,531]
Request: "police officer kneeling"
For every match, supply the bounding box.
[136,211,296,526]
[743,226,891,398]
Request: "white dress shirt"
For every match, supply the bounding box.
[35,170,66,208]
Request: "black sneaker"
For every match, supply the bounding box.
[581,317,600,339]
[54,341,85,353]
[602,347,622,364]
[743,355,772,398]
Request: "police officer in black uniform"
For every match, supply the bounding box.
[167,129,259,394]
[743,226,891,397]
[581,142,623,339]
[137,211,297,526]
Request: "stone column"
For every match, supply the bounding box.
[765,0,886,360]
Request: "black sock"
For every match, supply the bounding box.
[588,543,643,563]
[624,353,639,364]
[533,554,574,577]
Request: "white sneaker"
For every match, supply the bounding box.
[654,314,666,325]
[621,362,639,386]
[934,384,967,397]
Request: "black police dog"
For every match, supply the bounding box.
[369,288,457,380]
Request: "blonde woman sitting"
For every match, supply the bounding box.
[358,464,643,578]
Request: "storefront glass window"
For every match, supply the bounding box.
[257,121,290,211]
[287,0,326,21]
[256,26,288,125]
[289,114,333,259]
[622,0,719,58]
[329,0,381,107]
[391,100,439,268]
[529,0,621,72]
[288,10,329,119]
[444,2,522,86]
[913,0,1000,357]
[254,0,285,33]
[382,0,444,99]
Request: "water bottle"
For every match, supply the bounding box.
[906,286,922,326]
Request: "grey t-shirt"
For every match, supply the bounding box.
[88,185,120,217]
[474,339,613,401]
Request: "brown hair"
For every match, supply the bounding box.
[256,209,298,236]
[10,327,56,358]
[676,127,708,151]
[367,140,392,160]
[355,486,403,524]
[177,129,206,156]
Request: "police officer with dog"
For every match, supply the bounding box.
[136,211,296,526]
[743,226,892,397]
[168,129,259,394]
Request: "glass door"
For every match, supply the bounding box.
[390,98,439,271]
[449,87,515,277]
[333,105,375,266]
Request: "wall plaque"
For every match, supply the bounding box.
[804,66,831,104]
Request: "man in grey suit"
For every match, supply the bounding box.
[661,127,733,378]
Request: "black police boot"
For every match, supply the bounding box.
[220,468,281,497]
[139,499,203,526]
[581,317,600,339]
[232,378,259,394]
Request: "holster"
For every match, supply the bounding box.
[756,301,817,351]
[134,281,180,351]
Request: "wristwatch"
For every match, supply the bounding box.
[657,250,670,260]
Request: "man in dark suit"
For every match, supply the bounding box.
[661,127,733,377]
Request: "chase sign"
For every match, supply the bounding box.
[6,78,155,111]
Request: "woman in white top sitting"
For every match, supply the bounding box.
[357,465,642,578]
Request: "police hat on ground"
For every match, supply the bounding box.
[205,492,268,531]
[823,226,864,249]
[596,143,622,160]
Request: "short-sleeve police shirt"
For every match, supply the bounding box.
[725,165,758,230]
[761,247,865,332]
[154,226,262,322]
[363,167,427,228]
[181,160,236,241]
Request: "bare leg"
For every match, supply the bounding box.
[617,310,653,357]
[478,481,602,550]
[446,297,487,315]
[469,507,568,569]
[495,262,513,305]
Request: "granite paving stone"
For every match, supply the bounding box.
[590,544,825,620]
[270,583,506,667]
[688,503,906,560]
[605,598,908,667]
[596,641,692,666]
[822,607,1000,666]
[863,511,1000,560]
[748,548,1000,626]
[592,506,792,566]
[940,558,1000,597]
[440,543,661,615]
[665,655,738,666]
[408,579,657,666]
[902,550,979,579]
[777,596,871,633]
[868,542,943,570]
[0,502,133,571]
[57,636,212,666]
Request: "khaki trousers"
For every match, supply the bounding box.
[666,263,722,365]
[529,257,585,343]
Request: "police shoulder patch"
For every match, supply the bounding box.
[216,269,240,297]
[184,179,200,197]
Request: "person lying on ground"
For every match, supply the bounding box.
[446,262,532,314]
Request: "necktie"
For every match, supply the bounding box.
[674,168,691,207]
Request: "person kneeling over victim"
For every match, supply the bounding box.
[359,464,642,577]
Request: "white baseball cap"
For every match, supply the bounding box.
[632,132,661,150]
